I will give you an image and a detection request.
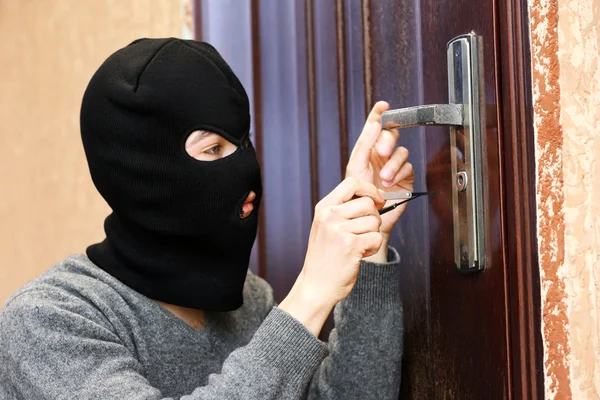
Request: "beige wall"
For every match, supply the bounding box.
[530,0,600,398]
[0,1,186,305]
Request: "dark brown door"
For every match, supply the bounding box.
[363,0,542,398]
[368,1,508,397]
[196,0,542,398]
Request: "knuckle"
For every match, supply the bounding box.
[331,222,343,236]
[364,217,377,232]
[314,202,323,215]
[371,215,382,229]
[315,203,336,223]
[322,206,337,222]
[344,233,356,249]
[346,176,359,191]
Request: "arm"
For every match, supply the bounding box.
[0,289,328,400]
[0,179,388,400]
[306,246,403,400]
[300,101,412,399]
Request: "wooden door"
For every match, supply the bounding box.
[363,0,543,398]
[195,0,543,398]
[369,0,508,397]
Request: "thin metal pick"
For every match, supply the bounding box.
[378,191,439,215]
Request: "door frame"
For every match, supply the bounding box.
[496,0,544,397]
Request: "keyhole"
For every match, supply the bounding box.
[456,171,468,192]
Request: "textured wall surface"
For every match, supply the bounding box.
[530,0,600,398]
[558,0,600,397]
[0,1,184,305]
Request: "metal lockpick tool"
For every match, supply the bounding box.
[378,191,439,215]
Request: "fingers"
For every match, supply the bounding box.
[375,128,400,158]
[365,101,390,123]
[347,101,390,171]
[390,162,415,188]
[317,177,384,210]
[335,196,382,221]
[358,231,384,258]
[379,146,410,186]
[347,121,381,171]
[343,215,382,234]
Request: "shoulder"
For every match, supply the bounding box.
[241,269,275,318]
[6,254,126,301]
[5,254,145,308]
[244,268,272,296]
[1,255,136,338]
[2,254,120,323]
[0,257,145,398]
[0,257,127,374]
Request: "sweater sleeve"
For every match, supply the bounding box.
[305,246,404,400]
[0,288,328,400]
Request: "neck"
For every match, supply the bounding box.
[155,300,206,331]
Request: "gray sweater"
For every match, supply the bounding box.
[0,250,403,399]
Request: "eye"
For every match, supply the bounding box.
[204,144,222,156]
[185,130,238,161]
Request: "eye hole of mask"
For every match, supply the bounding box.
[185,130,238,162]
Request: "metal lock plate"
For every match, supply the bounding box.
[448,34,485,272]
[380,33,486,272]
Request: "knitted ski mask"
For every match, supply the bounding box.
[81,38,262,311]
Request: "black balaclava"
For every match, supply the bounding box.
[81,38,262,311]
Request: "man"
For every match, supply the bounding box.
[0,38,413,399]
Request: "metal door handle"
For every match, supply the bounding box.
[381,104,463,129]
[380,33,486,273]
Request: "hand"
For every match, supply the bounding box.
[278,178,385,335]
[346,101,415,236]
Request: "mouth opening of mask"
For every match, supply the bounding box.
[238,190,257,220]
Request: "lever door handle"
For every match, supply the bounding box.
[379,33,486,273]
[381,104,463,130]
